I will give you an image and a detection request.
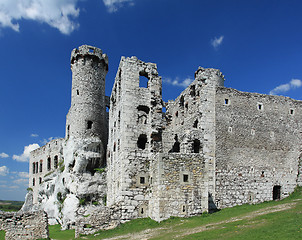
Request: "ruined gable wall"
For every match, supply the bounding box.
[0,210,48,240]
[215,87,302,208]
[107,57,162,221]
[29,138,64,204]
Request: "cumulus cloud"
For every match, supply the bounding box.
[0,152,9,158]
[163,77,194,88]
[103,0,135,13]
[30,133,38,137]
[211,35,224,49]
[0,166,9,176]
[41,136,60,145]
[269,79,302,95]
[0,0,80,34]
[12,143,40,162]
[13,178,28,184]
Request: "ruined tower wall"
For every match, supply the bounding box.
[215,87,302,208]
[29,138,64,204]
[66,45,108,145]
[107,57,162,220]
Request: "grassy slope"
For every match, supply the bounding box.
[49,187,302,240]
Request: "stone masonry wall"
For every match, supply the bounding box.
[215,87,302,208]
[149,153,208,221]
[29,138,64,204]
[0,210,48,240]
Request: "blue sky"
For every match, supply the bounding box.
[0,0,302,201]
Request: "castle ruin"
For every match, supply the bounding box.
[23,45,302,236]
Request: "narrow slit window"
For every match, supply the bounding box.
[33,178,35,186]
[40,161,43,172]
[225,99,229,105]
[47,157,51,171]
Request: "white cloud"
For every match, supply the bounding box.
[211,35,224,49]
[18,172,29,178]
[0,166,9,176]
[0,0,80,34]
[13,178,28,184]
[103,0,134,13]
[12,143,40,162]
[269,79,302,95]
[41,136,60,145]
[0,152,9,158]
[163,77,194,88]
[30,133,38,137]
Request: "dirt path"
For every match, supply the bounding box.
[95,200,300,240]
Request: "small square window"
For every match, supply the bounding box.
[224,99,229,105]
[183,174,189,182]
[140,177,145,184]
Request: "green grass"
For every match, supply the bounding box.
[0,200,24,212]
[0,230,5,239]
[48,186,302,240]
[49,224,75,240]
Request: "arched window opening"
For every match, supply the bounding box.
[137,105,150,114]
[54,156,58,169]
[169,134,180,153]
[193,139,200,153]
[35,162,38,174]
[39,161,43,173]
[32,163,35,174]
[137,134,147,150]
[139,71,149,88]
[47,157,51,171]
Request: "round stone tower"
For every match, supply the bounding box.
[66,45,108,143]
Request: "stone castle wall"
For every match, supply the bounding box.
[215,87,302,208]
[0,210,48,240]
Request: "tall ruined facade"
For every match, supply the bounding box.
[25,45,302,234]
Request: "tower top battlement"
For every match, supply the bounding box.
[70,45,108,69]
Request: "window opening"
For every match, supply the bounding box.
[33,178,35,186]
[182,205,186,212]
[40,162,43,173]
[54,156,58,169]
[113,142,116,152]
[141,208,144,214]
[179,96,184,107]
[225,99,229,105]
[39,177,42,184]
[193,139,200,153]
[273,185,281,200]
[290,109,294,115]
[139,71,149,88]
[183,174,189,182]
[175,111,178,117]
[162,106,166,113]
[77,89,79,95]
[47,157,51,171]
[140,177,145,184]
[137,134,147,150]
[137,105,150,114]
[87,120,93,129]
[170,134,180,153]
[67,125,70,138]
[35,162,38,173]
[190,85,196,97]
[185,102,188,110]
[33,163,35,174]
[193,119,198,128]
[88,48,94,53]
[258,103,263,110]
[106,106,109,112]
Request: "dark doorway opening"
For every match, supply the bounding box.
[273,185,281,200]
